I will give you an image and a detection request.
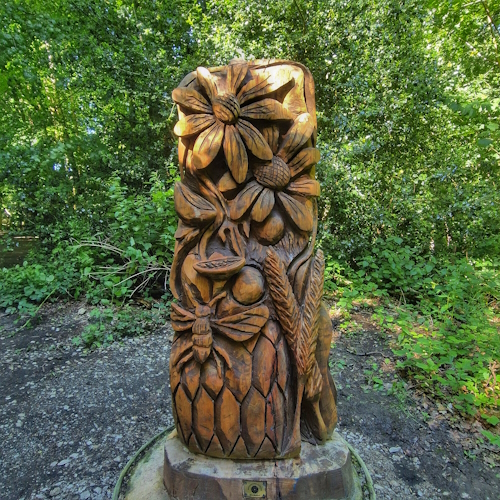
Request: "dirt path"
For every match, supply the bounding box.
[331,311,499,499]
[0,303,498,500]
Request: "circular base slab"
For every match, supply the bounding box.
[126,431,362,500]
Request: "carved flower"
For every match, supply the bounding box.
[172,63,293,184]
[229,113,321,233]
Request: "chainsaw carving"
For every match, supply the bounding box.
[169,60,337,459]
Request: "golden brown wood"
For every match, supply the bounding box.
[193,387,215,452]
[241,387,266,456]
[169,60,337,459]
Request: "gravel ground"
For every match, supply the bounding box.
[0,302,498,500]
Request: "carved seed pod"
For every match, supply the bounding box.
[253,156,290,190]
[193,256,245,280]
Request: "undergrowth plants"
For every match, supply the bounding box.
[72,302,170,349]
[0,174,177,327]
[324,236,500,424]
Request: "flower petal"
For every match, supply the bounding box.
[277,113,314,162]
[197,66,217,101]
[236,120,273,160]
[237,71,294,105]
[288,147,321,177]
[223,125,248,184]
[217,172,238,193]
[173,114,215,137]
[230,181,264,220]
[286,176,321,197]
[227,62,248,94]
[277,191,313,232]
[192,121,224,169]
[261,125,280,154]
[172,87,212,114]
[241,99,293,121]
[251,188,275,222]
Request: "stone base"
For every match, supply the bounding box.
[126,431,361,500]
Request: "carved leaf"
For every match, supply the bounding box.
[223,124,248,184]
[174,182,217,224]
[192,121,224,169]
[277,113,314,163]
[172,87,212,114]
[286,177,321,197]
[263,248,300,352]
[171,302,196,331]
[197,66,217,101]
[230,181,264,220]
[236,120,273,160]
[277,192,313,232]
[288,147,320,177]
[218,220,247,258]
[241,99,293,121]
[237,71,294,105]
[212,305,269,341]
[227,62,248,94]
[170,225,201,299]
[173,114,215,137]
[217,172,238,193]
[170,335,194,372]
[251,187,275,222]
[174,221,194,239]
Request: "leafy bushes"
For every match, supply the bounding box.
[0,174,177,320]
[325,237,500,418]
[79,173,178,303]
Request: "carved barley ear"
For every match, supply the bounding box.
[263,248,300,353]
[301,250,325,375]
[264,247,325,380]
[304,359,323,400]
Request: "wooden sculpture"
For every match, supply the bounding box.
[169,60,337,459]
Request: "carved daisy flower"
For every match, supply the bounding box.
[229,113,321,233]
[172,63,293,183]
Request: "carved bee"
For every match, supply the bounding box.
[170,290,269,373]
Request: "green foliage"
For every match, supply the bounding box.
[0,249,91,318]
[72,302,170,349]
[324,237,500,418]
[481,429,500,449]
[0,174,177,322]
[81,173,177,303]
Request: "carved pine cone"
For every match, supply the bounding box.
[253,156,290,190]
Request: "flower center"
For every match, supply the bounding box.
[212,93,241,124]
[253,156,291,190]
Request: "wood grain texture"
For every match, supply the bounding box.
[169,61,336,459]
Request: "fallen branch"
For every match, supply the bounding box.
[346,348,387,357]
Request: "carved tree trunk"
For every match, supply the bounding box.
[169,60,337,459]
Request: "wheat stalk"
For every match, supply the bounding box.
[264,248,300,351]
[264,248,325,380]
[302,250,325,373]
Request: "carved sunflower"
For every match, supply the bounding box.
[229,113,320,233]
[172,63,293,183]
